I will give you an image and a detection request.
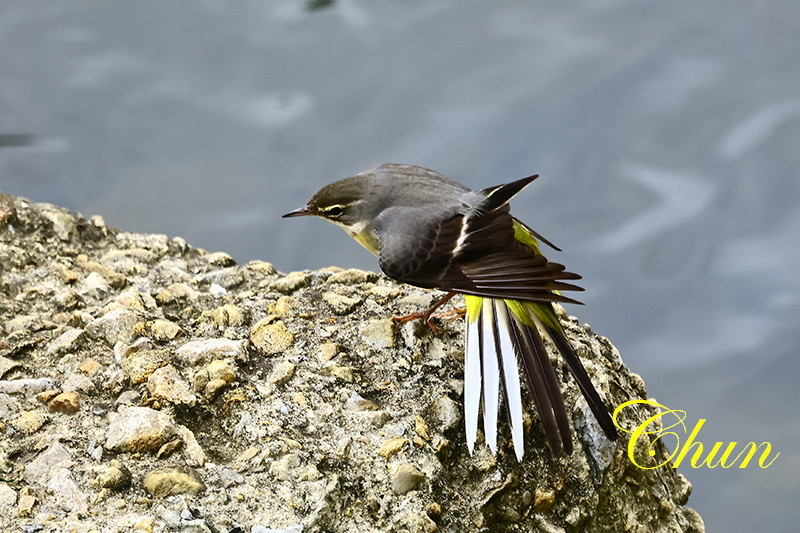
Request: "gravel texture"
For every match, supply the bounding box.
[0,193,705,532]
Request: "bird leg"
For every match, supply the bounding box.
[392,291,459,334]
[433,307,467,321]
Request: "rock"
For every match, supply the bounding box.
[92,460,132,491]
[17,487,35,517]
[122,348,170,383]
[269,361,296,386]
[0,356,20,378]
[47,391,81,414]
[105,406,178,453]
[322,292,362,315]
[211,304,245,326]
[62,372,96,393]
[146,365,197,406]
[317,342,343,362]
[150,319,183,341]
[77,254,127,288]
[318,364,356,382]
[79,271,111,299]
[0,483,16,508]
[0,193,706,533]
[47,468,88,513]
[42,209,76,241]
[345,391,378,411]
[204,359,237,384]
[155,282,199,305]
[360,319,396,349]
[247,260,277,276]
[431,395,461,433]
[78,357,102,375]
[325,268,378,285]
[11,410,48,434]
[46,327,84,356]
[176,424,207,467]
[175,338,247,365]
[86,309,139,345]
[268,271,311,294]
[24,441,73,484]
[205,251,236,267]
[534,488,556,512]
[113,287,158,311]
[202,378,229,400]
[268,296,297,317]
[250,318,294,355]
[0,377,56,395]
[391,464,426,494]
[143,467,205,497]
[378,438,409,458]
[193,359,237,399]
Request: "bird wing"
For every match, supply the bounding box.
[375,177,584,304]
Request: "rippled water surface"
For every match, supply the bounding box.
[2,2,798,530]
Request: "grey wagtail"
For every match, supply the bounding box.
[283,163,617,460]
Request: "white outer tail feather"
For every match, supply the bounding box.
[464,298,526,461]
[480,299,500,453]
[464,310,482,455]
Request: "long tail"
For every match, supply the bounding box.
[464,295,617,460]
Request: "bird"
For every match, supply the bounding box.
[283,163,617,460]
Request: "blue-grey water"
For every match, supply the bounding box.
[2,2,798,530]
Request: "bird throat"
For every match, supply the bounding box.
[333,220,379,256]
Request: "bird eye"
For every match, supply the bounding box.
[326,206,344,217]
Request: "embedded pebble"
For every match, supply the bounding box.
[360,318,396,349]
[175,338,248,365]
[378,438,409,458]
[85,309,139,345]
[11,410,48,434]
[211,304,245,326]
[46,328,84,356]
[269,361,296,386]
[24,441,72,484]
[391,464,426,494]
[147,365,197,406]
[0,483,16,508]
[268,271,311,293]
[155,282,199,304]
[326,268,378,285]
[93,460,132,491]
[150,319,183,341]
[47,391,81,414]
[47,468,88,513]
[122,349,170,383]
[250,318,294,355]
[143,467,206,497]
[431,395,461,432]
[0,377,56,395]
[105,406,178,453]
[323,292,363,315]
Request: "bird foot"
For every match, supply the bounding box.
[391,291,459,334]
[434,307,466,321]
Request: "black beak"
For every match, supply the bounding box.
[282,205,313,218]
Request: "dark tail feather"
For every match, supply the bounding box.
[547,326,618,441]
[510,314,572,456]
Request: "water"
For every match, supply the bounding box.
[2,2,799,530]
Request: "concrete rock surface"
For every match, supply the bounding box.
[0,194,704,532]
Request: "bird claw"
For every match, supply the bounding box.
[392,311,445,334]
[391,291,461,334]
